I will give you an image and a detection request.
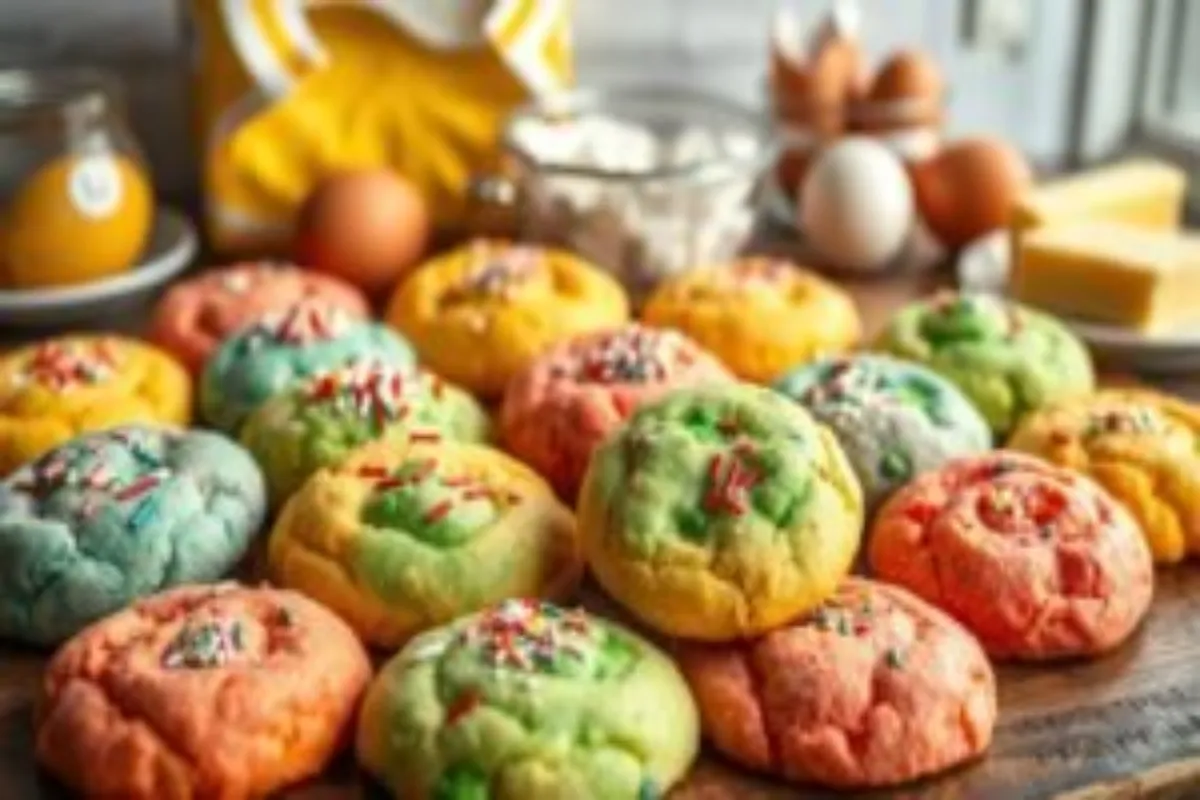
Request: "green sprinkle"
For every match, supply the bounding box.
[836,615,851,636]
[638,777,659,800]
[432,764,489,800]
[885,647,905,669]
[676,506,711,542]
[277,607,295,627]
[879,449,912,482]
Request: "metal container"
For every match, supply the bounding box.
[473,85,776,303]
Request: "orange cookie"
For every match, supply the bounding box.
[35,584,371,799]
[870,452,1154,660]
[679,578,996,789]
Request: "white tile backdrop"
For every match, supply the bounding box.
[0,0,1146,196]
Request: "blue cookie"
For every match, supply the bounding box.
[775,354,992,508]
[0,425,267,645]
[199,302,414,433]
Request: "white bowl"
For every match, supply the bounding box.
[0,207,197,331]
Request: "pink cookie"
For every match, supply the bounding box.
[149,263,370,374]
[499,324,734,498]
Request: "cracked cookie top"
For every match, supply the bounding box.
[0,425,267,644]
[874,292,1095,436]
[869,451,1154,660]
[678,577,996,789]
[357,600,699,800]
[36,584,370,799]
[577,383,863,641]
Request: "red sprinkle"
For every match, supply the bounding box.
[409,431,442,444]
[424,500,454,524]
[445,689,481,727]
[114,475,159,502]
[357,465,389,479]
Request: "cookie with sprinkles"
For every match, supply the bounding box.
[386,239,629,397]
[36,584,370,799]
[0,425,266,644]
[199,298,414,433]
[874,291,1095,436]
[1009,388,1200,564]
[500,324,733,499]
[679,578,996,788]
[641,257,862,383]
[577,383,863,641]
[775,354,991,508]
[0,335,191,476]
[357,599,698,799]
[870,451,1154,660]
[241,361,489,507]
[149,261,369,375]
[268,439,581,648]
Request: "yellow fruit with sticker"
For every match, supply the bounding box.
[1,153,153,289]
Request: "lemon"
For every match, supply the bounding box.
[1,153,153,289]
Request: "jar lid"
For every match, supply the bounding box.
[0,68,121,129]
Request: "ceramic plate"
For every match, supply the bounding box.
[1061,316,1200,374]
[0,207,197,330]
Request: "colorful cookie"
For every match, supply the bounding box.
[500,324,734,499]
[385,239,630,397]
[679,578,996,789]
[242,361,489,507]
[0,426,266,644]
[870,452,1154,660]
[36,584,370,799]
[640,257,862,383]
[0,336,191,476]
[874,292,1095,436]
[1009,389,1200,564]
[199,300,414,433]
[269,440,581,648]
[578,383,863,641]
[148,262,370,375]
[775,354,991,508]
[357,599,699,799]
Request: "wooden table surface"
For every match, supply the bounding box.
[5,260,1200,799]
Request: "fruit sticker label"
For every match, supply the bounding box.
[68,156,123,219]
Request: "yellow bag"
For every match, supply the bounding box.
[189,0,573,254]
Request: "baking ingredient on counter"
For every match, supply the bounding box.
[1013,223,1200,332]
[506,107,762,301]
[770,4,865,139]
[800,137,915,273]
[0,153,152,289]
[295,170,429,295]
[911,138,1033,249]
[1012,158,1187,235]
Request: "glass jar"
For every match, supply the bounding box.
[0,69,154,291]
[472,85,777,304]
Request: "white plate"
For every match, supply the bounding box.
[1060,316,1200,374]
[0,208,197,330]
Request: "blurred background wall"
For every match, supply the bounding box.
[0,0,1189,203]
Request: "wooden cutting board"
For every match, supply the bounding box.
[4,271,1200,799]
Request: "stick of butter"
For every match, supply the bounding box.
[1013,223,1200,333]
[1014,159,1187,232]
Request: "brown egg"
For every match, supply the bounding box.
[909,137,1033,249]
[295,170,429,295]
[857,49,943,132]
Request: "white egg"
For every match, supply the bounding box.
[799,137,915,273]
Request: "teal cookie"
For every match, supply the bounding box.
[241,362,489,507]
[356,599,699,800]
[0,425,266,645]
[873,292,1095,436]
[199,302,414,433]
[775,354,992,508]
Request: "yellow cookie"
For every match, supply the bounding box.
[641,257,862,383]
[268,440,582,648]
[385,240,629,397]
[1008,389,1200,564]
[0,336,191,475]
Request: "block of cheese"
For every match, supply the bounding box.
[1013,159,1187,233]
[1014,223,1200,332]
